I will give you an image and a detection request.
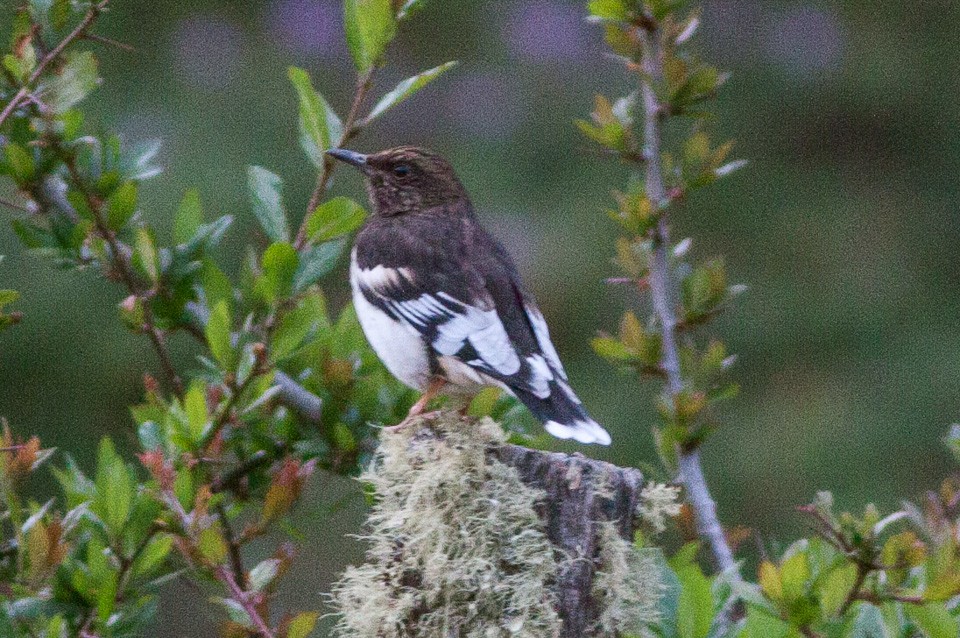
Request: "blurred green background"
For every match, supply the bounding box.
[3,0,960,633]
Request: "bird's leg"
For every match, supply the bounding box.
[384,378,447,432]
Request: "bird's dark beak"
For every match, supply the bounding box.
[326,148,371,174]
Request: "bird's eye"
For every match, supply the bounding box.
[392,164,411,177]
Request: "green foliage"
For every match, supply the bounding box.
[343,0,396,72]
[288,66,343,167]
[0,0,447,634]
[365,60,459,122]
[585,0,746,463]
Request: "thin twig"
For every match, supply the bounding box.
[82,32,135,52]
[216,503,246,588]
[215,566,276,638]
[294,67,376,250]
[53,143,184,397]
[0,1,109,128]
[0,198,31,213]
[638,22,738,576]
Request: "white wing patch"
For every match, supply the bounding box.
[432,292,521,376]
[525,304,567,380]
[353,262,415,293]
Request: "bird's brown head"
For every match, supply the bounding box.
[326,146,468,216]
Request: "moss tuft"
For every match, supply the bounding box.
[331,416,562,637]
[592,523,663,636]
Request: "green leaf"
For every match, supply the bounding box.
[779,551,810,603]
[134,228,160,283]
[305,196,367,242]
[5,142,35,184]
[0,290,19,308]
[132,534,174,579]
[905,602,959,638]
[293,239,347,292]
[588,0,628,21]
[107,181,138,230]
[50,0,70,29]
[206,300,234,369]
[247,166,290,242]
[366,61,458,122]
[271,295,321,360]
[197,524,228,565]
[185,381,209,441]
[675,563,713,638]
[45,51,99,113]
[287,611,320,638]
[343,0,397,72]
[259,242,299,302]
[844,603,890,638]
[819,563,858,617]
[287,67,343,167]
[174,189,203,244]
[248,558,281,592]
[92,438,133,536]
[395,0,425,19]
[202,260,233,313]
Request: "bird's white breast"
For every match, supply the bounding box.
[350,251,431,391]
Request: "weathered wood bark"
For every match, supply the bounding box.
[491,445,645,637]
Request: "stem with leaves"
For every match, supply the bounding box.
[0,1,109,127]
[584,3,746,575]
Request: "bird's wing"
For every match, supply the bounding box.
[352,256,538,388]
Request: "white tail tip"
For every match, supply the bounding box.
[544,419,612,446]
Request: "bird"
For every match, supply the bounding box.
[327,146,612,446]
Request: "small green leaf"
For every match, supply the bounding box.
[259,242,299,302]
[134,228,160,283]
[293,239,347,292]
[92,438,133,537]
[197,524,228,565]
[50,0,70,29]
[395,0,425,19]
[107,181,138,230]
[366,61,458,122]
[45,51,99,113]
[588,0,628,20]
[675,562,713,638]
[247,166,290,242]
[132,534,174,578]
[174,189,203,244]
[5,142,35,184]
[305,196,367,242]
[0,290,19,308]
[248,558,281,592]
[287,611,320,638]
[343,0,397,72]
[202,260,233,313]
[206,300,234,369]
[185,381,209,441]
[820,563,858,617]
[271,296,320,360]
[779,551,809,603]
[288,67,343,167]
[905,602,959,638]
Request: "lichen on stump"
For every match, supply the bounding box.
[331,414,663,637]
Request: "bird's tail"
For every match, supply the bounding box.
[515,382,611,446]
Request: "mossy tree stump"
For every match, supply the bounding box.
[491,442,646,636]
[333,415,656,638]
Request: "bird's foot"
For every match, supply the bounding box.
[383,410,442,433]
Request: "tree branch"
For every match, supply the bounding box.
[52,144,184,397]
[0,1,110,128]
[638,24,737,576]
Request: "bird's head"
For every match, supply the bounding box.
[326,146,469,216]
